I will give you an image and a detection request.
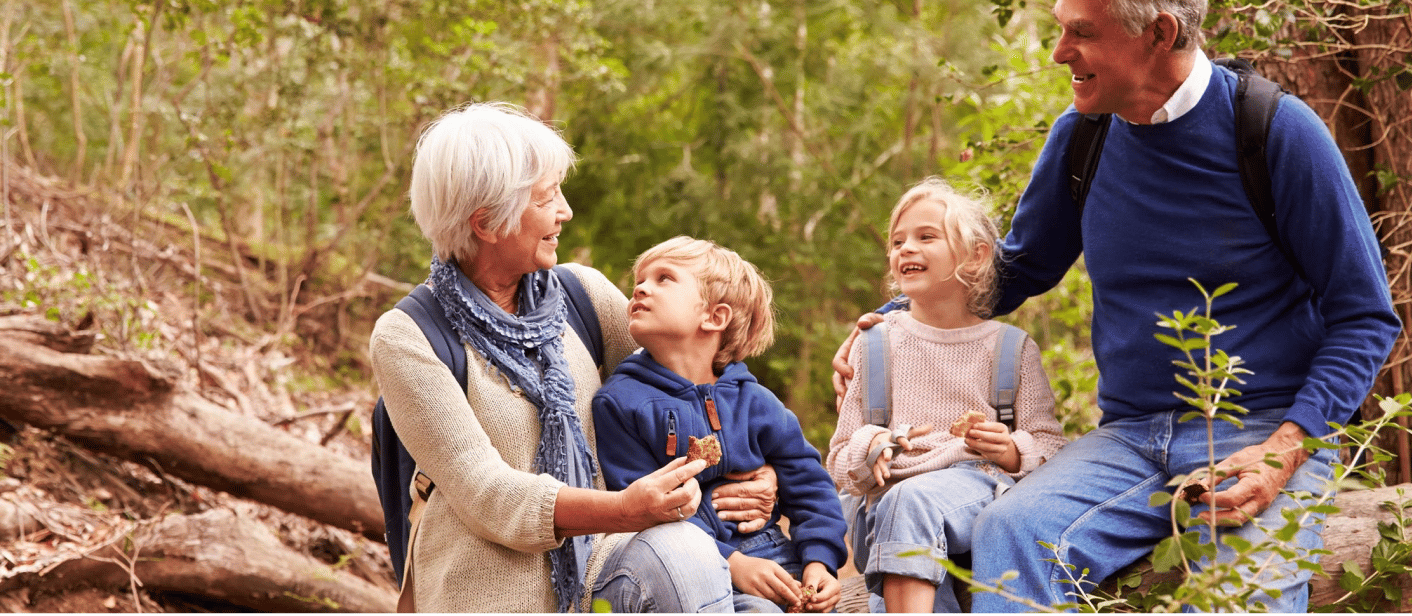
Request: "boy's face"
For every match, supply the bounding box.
[628,258,714,349]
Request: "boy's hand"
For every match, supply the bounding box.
[800,562,839,613]
[965,422,1020,473]
[727,552,801,606]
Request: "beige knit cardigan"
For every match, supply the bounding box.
[369,263,638,612]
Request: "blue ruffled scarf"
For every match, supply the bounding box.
[429,258,597,612]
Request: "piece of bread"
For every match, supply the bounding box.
[949,411,988,438]
[687,435,722,466]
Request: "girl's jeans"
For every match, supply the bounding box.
[852,460,1015,613]
[970,409,1336,613]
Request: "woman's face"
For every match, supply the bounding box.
[499,173,573,274]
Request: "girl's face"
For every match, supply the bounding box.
[889,199,969,306]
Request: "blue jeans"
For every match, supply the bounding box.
[852,461,1014,613]
[970,410,1336,612]
[593,521,735,612]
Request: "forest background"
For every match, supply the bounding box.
[0,0,1408,611]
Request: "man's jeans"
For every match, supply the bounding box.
[970,409,1335,612]
[593,521,735,612]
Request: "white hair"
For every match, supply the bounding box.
[1108,0,1206,50]
[409,102,576,263]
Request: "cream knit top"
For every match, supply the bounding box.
[369,263,638,612]
[827,313,1068,497]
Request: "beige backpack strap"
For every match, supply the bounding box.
[398,471,435,613]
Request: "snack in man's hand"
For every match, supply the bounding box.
[687,435,722,466]
[949,411,988,438]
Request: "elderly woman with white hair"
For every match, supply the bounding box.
[369,102,778,612]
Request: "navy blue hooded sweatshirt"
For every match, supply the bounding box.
[592,352,847,572]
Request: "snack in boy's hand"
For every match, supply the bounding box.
[949,411,988,438]
[687,435,723,466]
[785,586,816,613]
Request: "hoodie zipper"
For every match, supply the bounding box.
[665,412,678,457]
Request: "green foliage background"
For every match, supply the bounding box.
[15,0,1107,448]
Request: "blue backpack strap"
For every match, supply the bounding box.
[989,324,1028,430]
[860,322,891,428]
[370,283,466,585]
[553,265,604,369]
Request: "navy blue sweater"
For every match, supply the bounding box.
[997,61,1400,437]
[592,352,847,572]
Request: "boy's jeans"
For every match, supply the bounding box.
[593,521,735,612]
[970,409,1335,613]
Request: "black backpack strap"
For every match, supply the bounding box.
[371,283,466,585]
[1218,57,1301,281]
[552,265,605,369]
[1067,112,1113,216]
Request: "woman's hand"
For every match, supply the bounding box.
[618,457,710,529]
[831,313,886,402]
[800,562,840,613]
[712,464,778,533]
[965,422,1020,473]
[727,552,801,606]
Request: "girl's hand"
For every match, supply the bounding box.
[727,552,802,606]
[712,464,778,533]
[800,562,840,613]
[867,425,934,487]
[619,457,710,528]
[965,422,1020,473]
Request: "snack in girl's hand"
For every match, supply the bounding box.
[949,411,988,438]
[687,435,723,466]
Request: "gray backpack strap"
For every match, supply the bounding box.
[860,322,891,428]
[990,324,1028,430]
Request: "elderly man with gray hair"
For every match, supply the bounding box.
[966,0,1400,609]
[834,0,1397,610]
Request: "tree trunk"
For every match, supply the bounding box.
[0,317,384,540]
[0,508,396,612]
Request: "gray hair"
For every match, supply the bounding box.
[409,102,576,263]
[1108,0,1206,50]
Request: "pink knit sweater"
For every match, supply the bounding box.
[827,313,1068,496]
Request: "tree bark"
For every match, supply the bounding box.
[0,317,384,540]
[0,508,396,612]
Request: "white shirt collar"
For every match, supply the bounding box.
[1147,50,1210,124]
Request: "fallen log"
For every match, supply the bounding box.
[0,508,396,612]
[0,317,384,540]
[837,483,1412,612]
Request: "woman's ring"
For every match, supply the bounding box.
[675,506,685,520]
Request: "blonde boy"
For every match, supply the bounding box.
[592,236,847,613]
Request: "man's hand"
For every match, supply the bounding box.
[713,464,778,533]
[728,552,801,606]
[831,313,885,402]
[1196,422,1309,526]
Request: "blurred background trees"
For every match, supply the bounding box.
[4,0,1407,475]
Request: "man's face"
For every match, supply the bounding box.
[1051,0,1157,117]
